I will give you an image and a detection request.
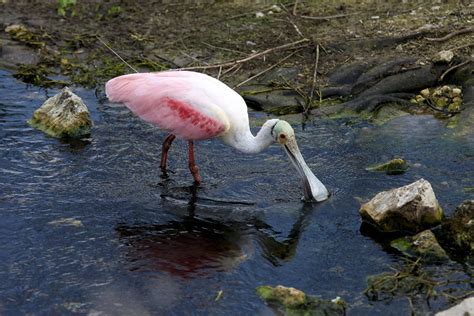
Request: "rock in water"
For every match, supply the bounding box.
[365,158,409,175]
[437,200,473,258]
[390,230,449,262]
[256,285,345,315]
[359,179,444,233]
[29,87,92,138]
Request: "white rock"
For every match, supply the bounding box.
[270,4,281,12]
[436,297,474,316]
[255,12,265,18]
[452,88,462,97]
[435,50,454,63]
[359,179,444,232]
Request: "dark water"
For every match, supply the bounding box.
[0,69,472,315]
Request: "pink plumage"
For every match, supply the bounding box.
[105,71,230,140]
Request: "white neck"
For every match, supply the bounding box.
[222,119,279,154]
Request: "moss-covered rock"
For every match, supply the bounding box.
[366,158,409,175]
[29,87,92,138]
[436,200,474,259]
[391,230,449,262]
[256,285,345,316]
[410,85,464,121]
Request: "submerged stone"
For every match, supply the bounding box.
[366,158,409,175]
[359,179,444,233]
[411,85,464,118]
[257,285,306,308]
[256,285,345,316]
[29,87,92,138]
[391,230,449,262]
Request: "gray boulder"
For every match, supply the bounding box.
[360,179,444,233]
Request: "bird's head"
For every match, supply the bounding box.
[271,120,329,202]
[272,120,294,145]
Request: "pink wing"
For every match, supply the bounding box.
[105,72,230,140]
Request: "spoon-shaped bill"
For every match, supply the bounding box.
[283,138,329,202]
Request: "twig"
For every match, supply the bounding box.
[425,99,461,115]
[227,64,242,77]
[177,38,310,71]
[179,50,210,66]
[279,75,308,102]
[201,41,246,55]
[96,36,138,73]
[221,64,239,76]
[309,44,320,102]
[426,26,474,42]
[234,49,302,88]
[300,13,357,21]
[439,59,471,81]
[292,0,298,15]
[217,66,222,80]
[277,4,305,38]
[450,42,474,51]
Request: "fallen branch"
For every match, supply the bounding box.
[426,26,474,42]
[439,59,471,81]
[450,42,474,51]
[425,98,461,115]
[177,38,310,71]
[300,13,357,21]
[201,41,246,55]
[292,0,298,15]
[309,44,320,102]
[97,36,138,73]
[234,49,303,88]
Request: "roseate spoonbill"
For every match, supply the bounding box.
[105,71,329,202]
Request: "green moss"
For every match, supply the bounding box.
[366,158,409,175]
[13,64,68,88]
[256,285,345,316]
[29,88,92,138]
[391,230,449,262]
[256,285,306,308]
[29,111,91,138]
[57,0,77,17]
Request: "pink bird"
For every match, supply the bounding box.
[105,71,329,202]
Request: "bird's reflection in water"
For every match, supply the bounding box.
[116,185,315,278]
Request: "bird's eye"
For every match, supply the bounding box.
[279,134,286,141]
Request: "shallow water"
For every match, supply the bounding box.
[0,69,472,315]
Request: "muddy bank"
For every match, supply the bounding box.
[1,2,472,90]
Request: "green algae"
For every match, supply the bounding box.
[390,230,449,262]
[29,87,92,138]
[256,285,345,316]
[366,158,409,175]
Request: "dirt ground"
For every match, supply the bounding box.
[0,1,473,103]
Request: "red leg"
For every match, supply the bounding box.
[160,134,176,171]
[188,141,201,184]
